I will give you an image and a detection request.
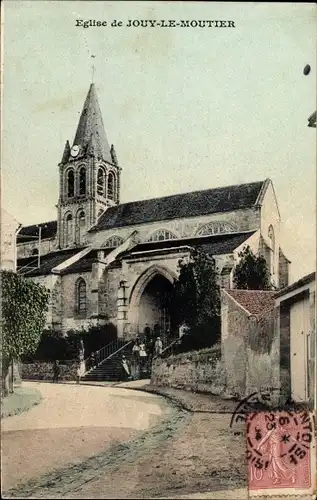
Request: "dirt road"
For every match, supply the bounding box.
[2,382,248,499]
[2,381,168,493]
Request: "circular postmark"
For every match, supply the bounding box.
[229,389,282,435]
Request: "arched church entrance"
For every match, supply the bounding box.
[128,266,177,342]
[139,274,174,337]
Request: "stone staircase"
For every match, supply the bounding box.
[82,340,133,382]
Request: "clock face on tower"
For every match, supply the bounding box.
[70,145,79,157]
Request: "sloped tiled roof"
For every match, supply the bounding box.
[225,289,276,319]
[17,247,84,276]
[275,271,315,298]
[60,248,113,274]
[17,220,57,243]
[89,181,265,232]
[17,247,118,277]
[120,231,255,258]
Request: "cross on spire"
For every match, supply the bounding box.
[91,55,96,83]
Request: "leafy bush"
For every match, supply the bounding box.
[23,323,118,362]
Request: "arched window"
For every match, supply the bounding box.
[107,172,115,200]
[75,278,87,316]
[103,235,124,248]
[268,225,275,274]
[97,168,105,196]
[67,169,74,197]
[65,213,73,247]
[147,229,177,242]
[75,211,86,244]
[79,167,86,195]
[196,221,237,236]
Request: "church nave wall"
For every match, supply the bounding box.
[88,207,260,248]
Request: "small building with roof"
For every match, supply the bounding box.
[275,272,316,408]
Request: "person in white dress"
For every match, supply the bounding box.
[139,342,147,372]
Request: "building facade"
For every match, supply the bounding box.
[1,209,21,272]
[17,84,290,340]
[275,272,316,408]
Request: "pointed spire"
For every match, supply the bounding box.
[73,84,112,163]
[61,140,70,163]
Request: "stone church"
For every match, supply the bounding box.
[17,83,290,340]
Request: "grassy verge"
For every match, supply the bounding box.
[1,386,42,419]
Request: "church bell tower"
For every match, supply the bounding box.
[57,83,121,249]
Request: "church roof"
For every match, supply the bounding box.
[17,247,82,276]
[17,231,254,277]
[72,83,112,163]
[17,220,57,243]
[89,180,265,232]
[59,249,113,274]
[120,231,255,258]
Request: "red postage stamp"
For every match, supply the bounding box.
[246,410,316,496]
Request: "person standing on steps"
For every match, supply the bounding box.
[121,355,131,381]
[90,351,96,370]
[131,338,140,380]
[154,336,163,357]
[139,342,147,376]
[76,363,81,384]
[95,350,99,367]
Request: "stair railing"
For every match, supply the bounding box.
[83,338,123,372]
[152,336,181,361]
[83,339,133,375]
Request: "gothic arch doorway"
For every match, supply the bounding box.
[129,266,177,338]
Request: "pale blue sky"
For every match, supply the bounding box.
[2,1,316,281]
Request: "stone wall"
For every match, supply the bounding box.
[246,313,279,395]
[61,271,93,333]
[221,290,278,398]
[151,345,226,395]
[22,361,78,381]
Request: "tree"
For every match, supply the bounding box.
[172,248,221,351]
[1,270,49,396]
[233,246,272,290]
